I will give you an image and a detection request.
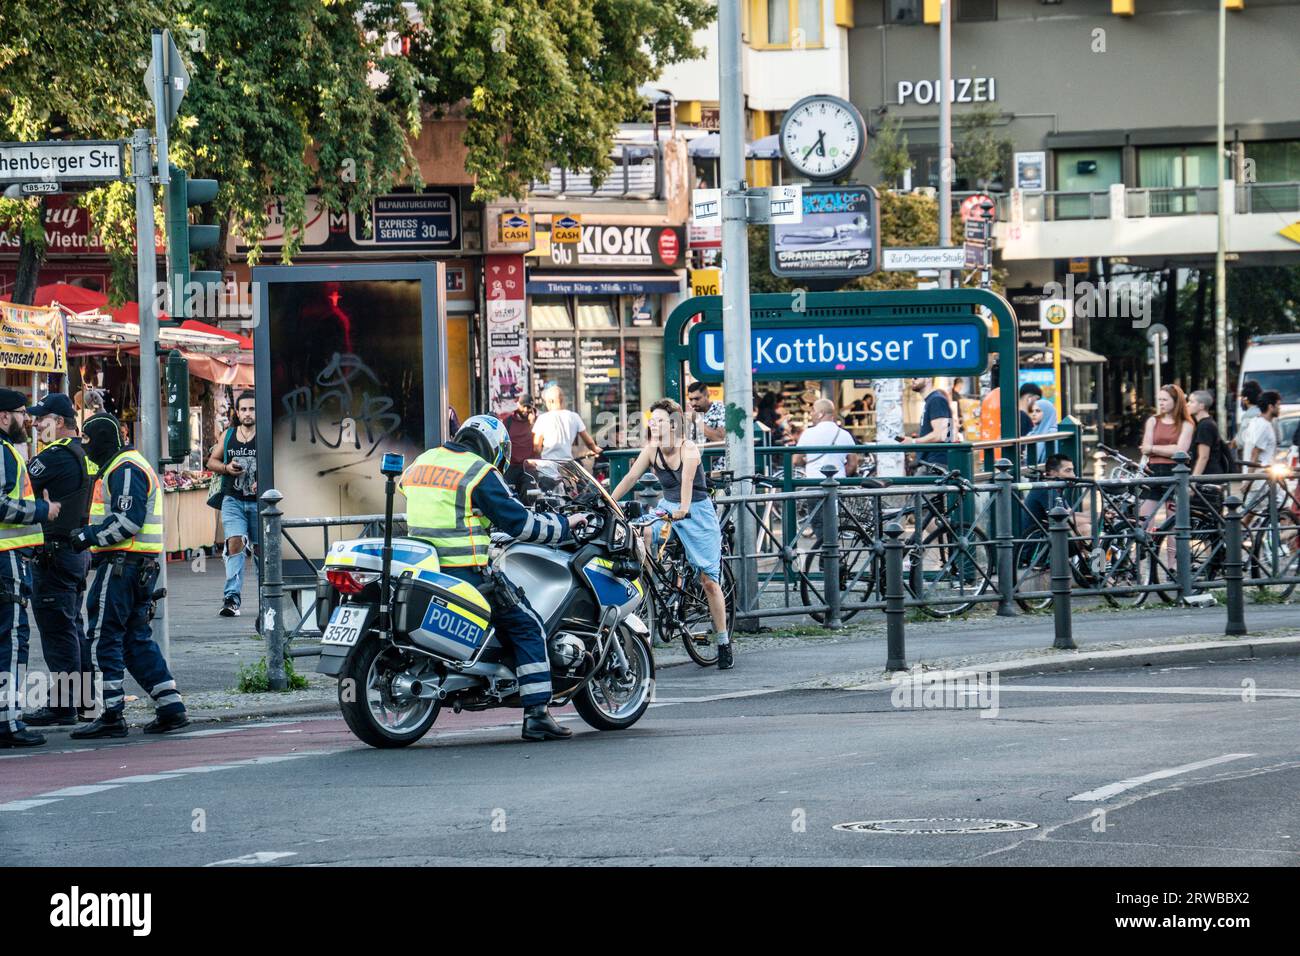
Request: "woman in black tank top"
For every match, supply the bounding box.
[611,399,733,666]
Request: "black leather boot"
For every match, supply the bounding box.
[70,712,129,740]
[522,705,572,742]
[23,707,77,727]
[717,642,734,670]
[0,728,46,748]
[143,712,191,734]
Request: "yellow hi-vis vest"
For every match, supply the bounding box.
[89,450,164,554]
[400,446,493,567]
[0,439,44,551]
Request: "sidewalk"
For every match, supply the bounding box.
[22,559,1300,722]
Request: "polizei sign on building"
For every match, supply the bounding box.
[689,315,987,382]
[0,140,126,183]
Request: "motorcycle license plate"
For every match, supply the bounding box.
[321,604,372,647]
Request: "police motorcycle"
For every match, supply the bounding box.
[317,454,654,748]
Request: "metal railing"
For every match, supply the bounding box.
[257,450,1297,685]
[996,181,1300,222]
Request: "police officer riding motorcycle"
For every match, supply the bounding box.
[318,415,656,748]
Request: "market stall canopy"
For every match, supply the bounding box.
[1019,343,1109,365]
[687,133,756,159]
[33,283,253,349]
[750,134,781,160]
[64,314,253,387]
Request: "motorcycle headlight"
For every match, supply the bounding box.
[610,517,629,552]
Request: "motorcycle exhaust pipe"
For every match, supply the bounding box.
[391,675,443,701]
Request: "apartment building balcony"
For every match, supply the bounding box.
[996,182,1300,264]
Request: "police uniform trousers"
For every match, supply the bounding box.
[444,567,552,706]
[86,555,184,718]
[0,550,32,733]
[31,543,93,716]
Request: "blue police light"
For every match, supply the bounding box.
[381,453,405,476]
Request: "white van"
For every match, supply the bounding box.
[1239,333,1300,419]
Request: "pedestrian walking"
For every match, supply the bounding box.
[0,389,62,748]
[206,391,257,617]
[498,394,537,498]
[70,413,188,739]
[532,384,600,464]
[22,394,96,727]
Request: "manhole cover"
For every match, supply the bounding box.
[833,818,1039,835]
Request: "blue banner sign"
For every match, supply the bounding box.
[690,319,987,382]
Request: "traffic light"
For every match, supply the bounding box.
[164,163,221,323]
[164,349,191,463]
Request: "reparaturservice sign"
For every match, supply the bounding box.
[690,320,986,382]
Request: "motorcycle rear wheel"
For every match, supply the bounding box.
[339,638,441,748]
[573,626,655,731]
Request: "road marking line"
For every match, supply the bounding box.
[987,685,1300,698]
[1069,753,1256,802]
[38,784,124,797]
[653,687,790,704]
[0,798,63,811]
[101,774,187,785]
[161,764,244,774]
[205,851,298,867]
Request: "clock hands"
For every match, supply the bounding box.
[801,130,827,163]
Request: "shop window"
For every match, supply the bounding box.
[624,293,660,328]
[1138,145,1218,215]
[888,0,921,24]
[532,336,578,411]
[575,299,618,330]
[580,337,623,446]
[1053,149,1121,220]
[531,296,573,331]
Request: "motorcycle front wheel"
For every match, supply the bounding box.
[339,637,441,748]
[573,626,655,731]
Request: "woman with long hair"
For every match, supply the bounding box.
[611,399,733,669]
[1140,384,1194,564]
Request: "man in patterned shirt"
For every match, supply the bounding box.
[686,381,725,444]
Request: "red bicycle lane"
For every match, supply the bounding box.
[0,705,574,809]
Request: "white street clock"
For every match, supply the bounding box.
[778,94,867,182]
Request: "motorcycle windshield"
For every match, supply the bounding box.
[522,459,619,512]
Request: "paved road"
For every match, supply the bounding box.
[4,655,1297,866]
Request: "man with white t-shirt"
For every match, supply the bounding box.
[794,399,860,479]
[1239,389,1281,471]
[532,384,601,463]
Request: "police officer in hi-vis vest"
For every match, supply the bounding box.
[400,415,588,741]
[69,412,188,739]
[23,393,98,728]
[0,389,63,748]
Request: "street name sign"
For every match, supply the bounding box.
[689,314,987,383]
[882,247,965,271]
[0,140,126,183]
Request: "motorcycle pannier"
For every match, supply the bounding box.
[393,570,492,662]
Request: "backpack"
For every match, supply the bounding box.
[206,427,235,510]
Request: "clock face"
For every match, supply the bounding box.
[779,96,865,181]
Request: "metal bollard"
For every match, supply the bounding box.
[883,521,907,671]
[993,457,1018,617]
[1172,451,1193,603]
[260,488,287,691]
[1048,503,1076,650]
[820,464,842,629]
[1222,495,1247,636]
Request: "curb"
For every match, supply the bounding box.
[838,636,1300,691]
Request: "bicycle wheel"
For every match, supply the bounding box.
[1248,512,1299,600]
[1013,533,1053,612]
[800,528,879,623]
[909,524,995,618]
[1097,533,1153,608]
[679,562,736,667]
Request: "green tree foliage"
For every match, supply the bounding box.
[868,116,910,187]
[954,104,1011,191]
[1,0,714,295]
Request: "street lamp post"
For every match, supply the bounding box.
[1214,0,1229,435]
[938,0,953,290]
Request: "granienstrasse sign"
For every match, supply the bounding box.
[0,140,125,184]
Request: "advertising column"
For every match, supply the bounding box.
[485,254,528,414]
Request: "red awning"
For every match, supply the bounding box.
[35,283,254,349]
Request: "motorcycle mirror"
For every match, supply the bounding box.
[623,500,643,519]
[381,453,405,477]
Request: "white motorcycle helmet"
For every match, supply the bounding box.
[454,414,512,472]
